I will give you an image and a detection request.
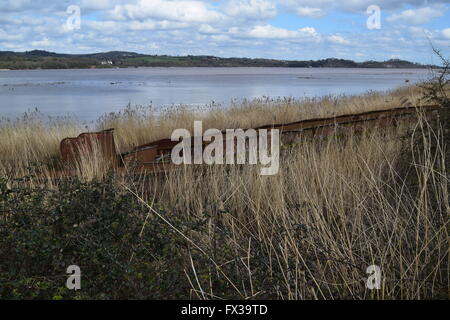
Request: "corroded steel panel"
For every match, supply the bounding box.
[60,128,117,168]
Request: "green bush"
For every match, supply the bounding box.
[0,176,191,299]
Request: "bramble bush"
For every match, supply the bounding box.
[0,176,194,299]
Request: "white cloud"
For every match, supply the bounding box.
[211,34,231,42]
[31,37,52,47]
[80,0,116,11]
[387,5,446,24]
[339,0,447,13]
[84,20,121,32]
[407,26,432,38]
[442,28,450,39]
[128,20,189,30]
[109,0,225,23]
[0,28,23,41]
[328,34,350,44]
[281,0,450,15]
[0,0,31,11]
[296,7,325,18]
[247,24,318,39]
[224,0,277,19]
[198,24,221,34]
[281,0,333,16]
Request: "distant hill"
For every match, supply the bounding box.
[0,50,436,70]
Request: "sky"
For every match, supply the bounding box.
[0,0,449,64]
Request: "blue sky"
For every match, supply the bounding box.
[0,0,449,64]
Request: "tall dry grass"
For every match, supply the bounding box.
[0,109,82,178]
[97,85,424,153]
[127,116,448,299]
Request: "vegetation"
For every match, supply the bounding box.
[0,78,448,299]
[0,50,434,70]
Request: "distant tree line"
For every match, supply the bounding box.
[0,50,434,70]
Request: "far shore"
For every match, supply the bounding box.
[0,66,438,72]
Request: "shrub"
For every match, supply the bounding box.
[0,176,191,299]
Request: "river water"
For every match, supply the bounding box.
[0,67,430,123]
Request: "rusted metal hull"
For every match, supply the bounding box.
[120,138,176,167]
[60,128,117,168]
[58,105,441,174]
